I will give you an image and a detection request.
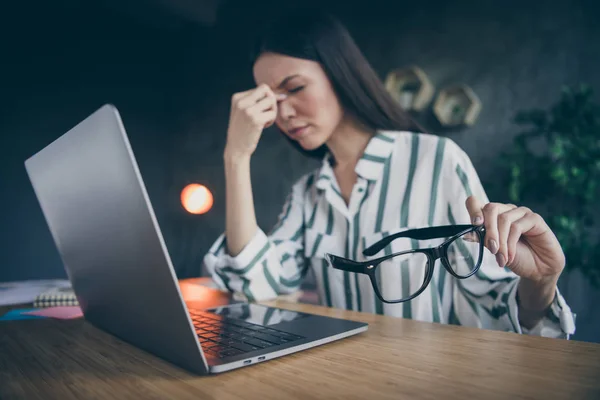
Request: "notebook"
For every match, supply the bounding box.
[33,287,78,308]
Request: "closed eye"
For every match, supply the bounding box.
[288,86,305,94]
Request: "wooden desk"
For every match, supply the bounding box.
[1,289,599,399]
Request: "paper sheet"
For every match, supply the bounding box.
[0,279,71,306]
[23,306,83,320]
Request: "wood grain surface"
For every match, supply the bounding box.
[1,283,599,400]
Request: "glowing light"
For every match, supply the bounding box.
[181,184,213,215]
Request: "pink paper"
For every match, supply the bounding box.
[23,306,83,320]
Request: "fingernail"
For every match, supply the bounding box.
[489,240,499,254]
[473,216,483,225]
[276,94,287,101]
[496,253,506,268]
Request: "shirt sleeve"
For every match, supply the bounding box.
[201,174,311,302]
[443,139,576,339]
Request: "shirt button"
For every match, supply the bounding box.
[358,187,364,193]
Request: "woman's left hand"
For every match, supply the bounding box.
[465,196,565,284]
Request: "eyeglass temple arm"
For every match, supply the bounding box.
[362,224,475,257]
[325,254,369,273]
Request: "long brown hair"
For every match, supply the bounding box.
[252,8,424,159]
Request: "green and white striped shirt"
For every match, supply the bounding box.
[204,131,575,338]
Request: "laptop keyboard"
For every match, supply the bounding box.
[189,309,305,359]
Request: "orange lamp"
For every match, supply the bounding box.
[181,184,213,215]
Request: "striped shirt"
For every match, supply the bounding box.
[203,131,575,338]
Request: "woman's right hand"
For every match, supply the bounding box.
[224,84,282,159]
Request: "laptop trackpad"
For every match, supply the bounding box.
[204,303,309,326]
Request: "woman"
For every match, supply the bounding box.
[203,9,575,338]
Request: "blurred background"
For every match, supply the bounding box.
[1,0,598,342]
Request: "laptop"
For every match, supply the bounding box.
[24,104,367,374]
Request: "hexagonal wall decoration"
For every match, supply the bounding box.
[384,66,434,112]
[433,84,482,127]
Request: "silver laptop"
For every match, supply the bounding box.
[24,104,367,374]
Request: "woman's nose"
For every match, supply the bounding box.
[278,97,295,120]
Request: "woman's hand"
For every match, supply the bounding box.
[466,196,565,328]
[224,84,284,160]
[465,196,565,283]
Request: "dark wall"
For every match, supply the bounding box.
[1,0,598,341]
[0,0,201,279]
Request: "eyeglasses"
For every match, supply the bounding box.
[326,224,486,304]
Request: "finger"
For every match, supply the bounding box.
[237,84,274,109]
[481,202,516,255]
[465,196,484,225]
[506,212,547,265]
[231,87,262,107]
[481,203,501,255]
[247,94,277,115]
[231,87,256,102]
[254,109,277,128]
[263,113,277,128]
[496,206,528,267]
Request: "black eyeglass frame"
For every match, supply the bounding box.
[325,224,486,304]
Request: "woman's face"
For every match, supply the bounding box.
[253,52,344,150]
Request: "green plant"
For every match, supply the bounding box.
[493,85,600,287]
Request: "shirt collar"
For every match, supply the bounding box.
[315,153,335,190]
[354,131,397,181]
[315,131,397,190]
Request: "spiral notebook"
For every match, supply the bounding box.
[33,286,79,308]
